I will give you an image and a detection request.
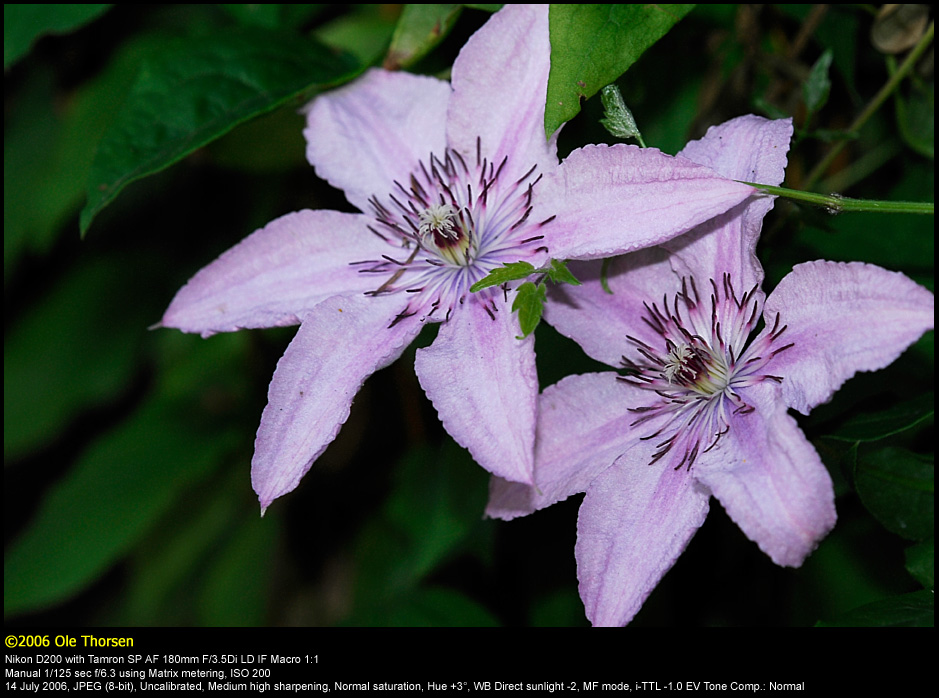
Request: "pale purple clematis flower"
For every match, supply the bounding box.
[161,4,754,511]
[488,115,935,626]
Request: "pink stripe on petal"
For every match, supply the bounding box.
[764,261,934,415]
[448,4,557,183]
[544,248,678,368]
[162,210,388,337]
[541,144,755,261]
[305,69,450,213]
[665,116,793,290]
[577,447,710,627]
[694,382,836,567]
[416,294,538,485]
[487,372,648,520]
[252,293,423,510]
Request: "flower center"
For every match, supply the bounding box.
[417,203,471,266]
[618,274,793,469]
[355,138,555,326]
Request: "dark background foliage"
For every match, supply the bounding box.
[5,4,933,627]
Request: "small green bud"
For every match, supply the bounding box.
[600,85,645,147]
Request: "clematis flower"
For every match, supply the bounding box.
[161,4,754,511]
[487,115,935,626]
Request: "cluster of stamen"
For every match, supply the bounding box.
[352,138,555,327]
[618,274,794,470]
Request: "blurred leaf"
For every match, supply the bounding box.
[4,400,239,616]
[803,49,833,115]
[895,80,934,160]
[349,441,488,616]
[793,161,934,271]
[384,4,462,70]
[808,128,860,144]
[121,474,244,625]
[3,333,249,617]
[816,589,934,627]
[824,392,934,443]
[545,4,695,136]
[905,538,934,589]
[778,5,860,102]
[314,4,397,66]
[80,28,362,235]
[798,515,902,623]
[4,34,164,278]
[3,4,111,70]
[197,511,280,626]
[208,103,307,173]
[348,587,499,627]
[220,4,325,30]
[855,447,934,541]
[4,68,65,276]
[530,588,588,627]
[4,256,146,461]
[512,281,546,338]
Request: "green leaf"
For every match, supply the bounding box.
[824,392,934,443]
[197,513,279,626]
[348,441,489,621]
[599,84,643,143]
[384,4,462,70]
[3,333,248,617]
[79,28,361,235]
[4,4,112,71]
[512,281,546,338]
[220,4,326,30]
[803,49,833,115]
[4,255,148,461]
[4,399,239,616]
[793,160,934,270]
[5,34,162,279]
[314,4,397,67]
[469,261,536,292]
[905,538,934,589]
[855,447,934,541]
[545,4,695,136]
[896,80,935,160]
[348,587,500,627]
[816,589,934,627]
[545,258,581,286]
[122,478,244,625]
[600,257,615,294]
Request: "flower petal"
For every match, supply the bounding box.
[304,68,450,212]
[539,143,755,261]
[162,210,389,337]
[415,295,537,485]
[576,448,711,626]
[252,293,424,510]
[487,372,645,519]
[694,382,836,567]
[764,261,935,414]
[678,115,792,185]
[448,3,557,183]
[664,117,793,292]
[544,248,678,368]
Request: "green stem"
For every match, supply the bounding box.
[739,181,934,215]
[804,20,934,190]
